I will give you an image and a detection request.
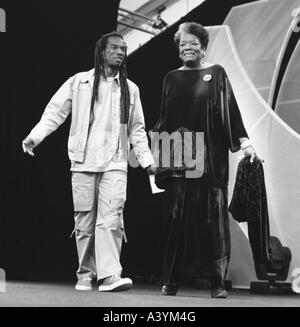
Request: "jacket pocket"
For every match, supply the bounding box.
[77,82,90,90]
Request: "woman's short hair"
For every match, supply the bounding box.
[174,22,209,50]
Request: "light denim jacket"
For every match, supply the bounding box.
[28,69,154,168]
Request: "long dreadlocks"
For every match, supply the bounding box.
[90,32,130,124]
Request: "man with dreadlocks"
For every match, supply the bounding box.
[22,32,155,292]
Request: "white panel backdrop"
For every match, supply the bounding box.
[205,8,300,286]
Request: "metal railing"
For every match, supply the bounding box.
[118,6,167,36]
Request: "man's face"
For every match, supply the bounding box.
[103,36,127,68]
[178,32,204,67]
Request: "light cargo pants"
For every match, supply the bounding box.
[71,170,127,281]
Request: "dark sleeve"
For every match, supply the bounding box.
[151,73,169,133]
[149,74,169,172]
[219,66,248,152]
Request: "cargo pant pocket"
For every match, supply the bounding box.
[71,172,96,212]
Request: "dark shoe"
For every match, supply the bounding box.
[211,286,228,298]
[210,278,228,298]
[162,283,178,296]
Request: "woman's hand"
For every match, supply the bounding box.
[242,145,262,163]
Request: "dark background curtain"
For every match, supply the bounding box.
[0,0,121,282]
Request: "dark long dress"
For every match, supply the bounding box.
[152,64,248,285]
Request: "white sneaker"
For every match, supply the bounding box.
[98,275,133,292]
[75,277,93,291]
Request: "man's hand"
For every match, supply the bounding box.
[146,165,158,175]
[22,136,35,156]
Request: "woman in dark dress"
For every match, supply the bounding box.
[151,22,258,298]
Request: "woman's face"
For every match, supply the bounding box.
[178,32,204,68]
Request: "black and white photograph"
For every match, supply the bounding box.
[0,0,300,314]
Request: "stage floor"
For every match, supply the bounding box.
[0,281,299,307]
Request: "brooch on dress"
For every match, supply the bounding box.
[203,74,212,81]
